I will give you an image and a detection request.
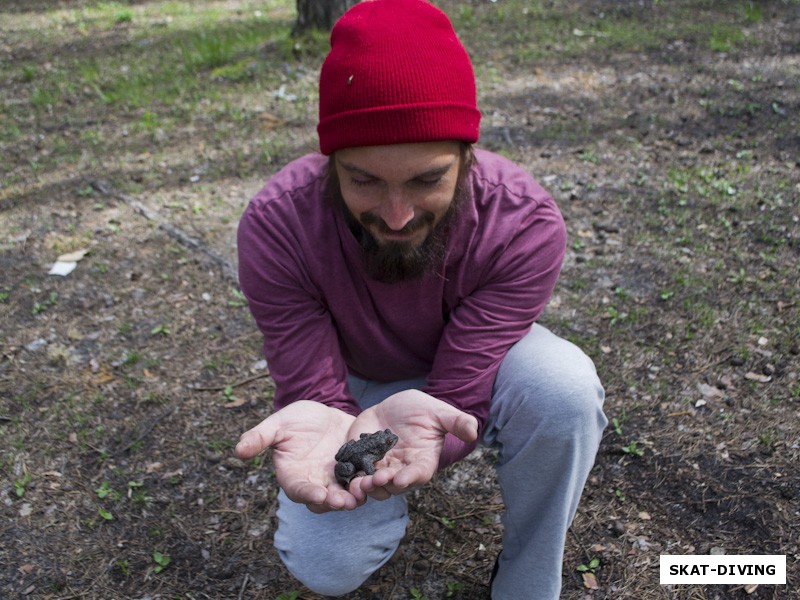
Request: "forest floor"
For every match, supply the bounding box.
[1,1,799,598]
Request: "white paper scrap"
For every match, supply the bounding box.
[49,261,77,276]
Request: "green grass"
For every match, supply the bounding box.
[451,0,765,66]
[1,0,779,195]
[1,0,309,193]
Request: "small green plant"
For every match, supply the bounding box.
[446,581,465,597]
[611,417,623,436]
[122,351,141,368]
[114,8,133,24]
[98,507,114,521]
[621,441,644,457]
[709,24,743,52]
[276,592,299,600]
[14,473,32,497]
[152,550,171,573]
[758,431,777,448]
[606,306,627,325]
[440,516,456,529]
[222,385,237,403]
[95,481,114,498]
[32,292,59,315]
[228,289,248,307]
[577,556,601,574]
[116,559,130,576]
[21,65,37,82]
[410,589,429,600]
[578,147,600,164]
[150,324,171,336]
[128,480,152,505]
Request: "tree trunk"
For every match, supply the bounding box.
[293,0,359,35]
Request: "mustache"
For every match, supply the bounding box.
[359,211,435,236]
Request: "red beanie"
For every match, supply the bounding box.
[317,0,481,155]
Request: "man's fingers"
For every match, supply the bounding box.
[234,417,279,458]
[388,463,431,492]
[284,480,328,506]
[437,404,479,443]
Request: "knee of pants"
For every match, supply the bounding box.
[493,329,607,440]
[279,551,367,597]
[275,493,408,596]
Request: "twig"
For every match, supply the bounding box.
[237,573,249,600]
[89,179,238,284]
[187,372,271,392]
[0,415,12,422]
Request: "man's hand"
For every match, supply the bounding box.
[348,390,479,500]
[235,401,357,513]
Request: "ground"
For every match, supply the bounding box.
[1,1,798,599]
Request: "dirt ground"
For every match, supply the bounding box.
[1,1,799,599]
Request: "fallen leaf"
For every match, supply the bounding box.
[92,370,114,386]
[259,112,283,130]
[224,397,247,408]
[160,469,184,481]
[744,372,771,383]
[57,248,90,262]
[18,564,36,575]
[744,584,759,594]
[581,572,599,590]
[638,511,651,520]
[698,383,724,398]
[146,462,164,473]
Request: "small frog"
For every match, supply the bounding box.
[334,429,398,488]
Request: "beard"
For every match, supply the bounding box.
[327,169,469,284]
[355,209,450,283]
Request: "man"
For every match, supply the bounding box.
[235,0,607,597]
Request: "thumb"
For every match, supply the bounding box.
[235,415,280,459]
[435,402,479,443]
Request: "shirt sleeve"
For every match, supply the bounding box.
[237,194,361,416]
[424,193,566,467]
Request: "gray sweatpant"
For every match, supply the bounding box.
[273,324,607,598]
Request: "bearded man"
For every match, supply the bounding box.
[235,0,607,597]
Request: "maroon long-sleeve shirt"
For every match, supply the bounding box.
[237,148,566,466]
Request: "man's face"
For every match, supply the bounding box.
[333,141,465,282]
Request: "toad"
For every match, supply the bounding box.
[334,429,398,488]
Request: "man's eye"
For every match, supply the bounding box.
[414,177,442,187]
[351,178,375,187]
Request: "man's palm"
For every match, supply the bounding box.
[235,400,356,511]
[351,390,478,496]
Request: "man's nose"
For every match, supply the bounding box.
[378,192,415,231]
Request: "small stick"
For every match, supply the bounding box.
[187,372,271,392]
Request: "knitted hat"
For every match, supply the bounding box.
[317,0,481,155]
